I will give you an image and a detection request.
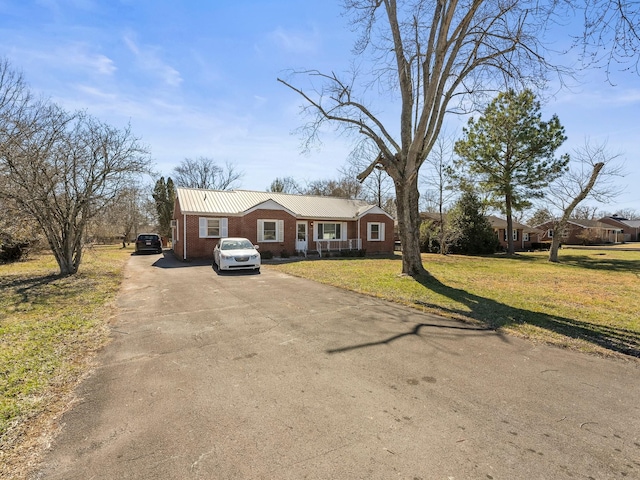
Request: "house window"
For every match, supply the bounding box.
[263,221,277,241]
[367,222,385,241]
[561,228,570,238]
[548,229,554,238]
[318,223,342,240]
[258,219,284,242]
[199,217,228,238]
[503,229,518,241]
[523,232,530,242]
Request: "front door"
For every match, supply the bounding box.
[296,221,308,253]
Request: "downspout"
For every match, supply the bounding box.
[183,213,187,260]
[357,217,361,250]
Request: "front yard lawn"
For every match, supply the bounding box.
[271,250,640,358]
[0,245,130,478]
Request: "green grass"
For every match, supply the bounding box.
[271,249,640,358]
[0,245,131,477]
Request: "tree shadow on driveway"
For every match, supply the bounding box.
[326,321,497,354]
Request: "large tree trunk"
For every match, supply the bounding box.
[49,232,82,275]
[38,212,84,275]
[396,175,427,276]
[548,229,562,262]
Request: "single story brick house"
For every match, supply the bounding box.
[534,219,624,245]
[487,215,543,251]
[598,215,640,242]
[172,188,395,260]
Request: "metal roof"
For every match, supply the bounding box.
[176,188,392,220]
[568,219,621,230]
[621,220,640,228]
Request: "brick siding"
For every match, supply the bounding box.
[173,201,395,260]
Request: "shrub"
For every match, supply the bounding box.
[448,191,499,255]
[0,240,32,263]
[261,250,273,259]
[280,250,290,258]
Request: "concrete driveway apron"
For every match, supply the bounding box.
[34,253,640,479]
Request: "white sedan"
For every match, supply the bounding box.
[213,237,261,273]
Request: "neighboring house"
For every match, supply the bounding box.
[598,215,640,242]
[418,213,541,252]
[486,215,542,251]
[172,188,395,260]
[535,219,624,245]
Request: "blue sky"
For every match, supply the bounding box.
[1,0,638,214]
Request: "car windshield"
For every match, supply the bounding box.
[221,240,253,250]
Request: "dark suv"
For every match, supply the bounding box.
[135,233,163,254]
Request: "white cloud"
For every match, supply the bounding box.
[267,26,320,55]
[78,50,116,75]
[122,32,183,87]
[8,43,116,76]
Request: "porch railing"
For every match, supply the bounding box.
[316,239,362,257]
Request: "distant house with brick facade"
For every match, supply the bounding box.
[171,188,395,261]
[420,212,542,252]
[535,219,624,245]
[487,215,543,251]
[598,215,640,242]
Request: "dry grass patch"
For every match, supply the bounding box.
[271,250,640,358]
[0,245,131,478]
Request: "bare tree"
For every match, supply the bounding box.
[173,157,243,190]
[421,135,458,253]
[278,1,562,275]
[609,208,639,220]
[90,182,148,244]
[278,0,638,276]
[304,177,363,199]
[0,60,150,274]
[268,176,303,194]
[545,140,624,262]
[571,0,640,77]
[571,205,602,220]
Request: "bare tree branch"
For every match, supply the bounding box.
[545,139,625,262]
[279,0,638,275]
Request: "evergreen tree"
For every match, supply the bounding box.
[454,90,569,254]
[448,191,498,255]
[153,177,175,238]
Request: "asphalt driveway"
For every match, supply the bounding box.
[34,252,640,479]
